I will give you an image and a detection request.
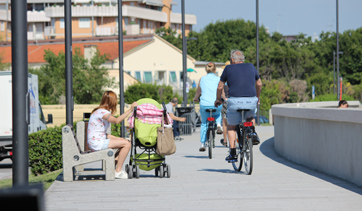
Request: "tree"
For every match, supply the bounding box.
[0,51,10,71]
[30,48,114,104]
[124,83,176,104]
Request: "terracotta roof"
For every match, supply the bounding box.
[0,37,151,64]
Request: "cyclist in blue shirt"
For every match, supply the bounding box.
[215,50,262,162]
[194,62,223,152]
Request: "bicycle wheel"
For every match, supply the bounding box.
[243,136,253,175]
[232,126,243,171]
[208,129,213,159]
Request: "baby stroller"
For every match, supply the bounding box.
[126,98,171,179]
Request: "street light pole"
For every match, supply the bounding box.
[333,51,343,95]
[333,51,335,94]
[181,0,187,106]
[256,0,260,125]
[65,0,73,126]
[336,0,340,101]
[118,0,125,137]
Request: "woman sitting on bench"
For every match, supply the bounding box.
[87,91,137,179]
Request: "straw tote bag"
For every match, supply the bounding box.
[156,113,176,156]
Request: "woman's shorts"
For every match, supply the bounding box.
[101,139,110,150]
[227,97,258,126]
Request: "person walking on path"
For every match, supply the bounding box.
[215,50,262,162]
[87,91,137,179]
[165,98,187,141]
[193,62,223,152]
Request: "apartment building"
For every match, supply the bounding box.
[0,0,196,41]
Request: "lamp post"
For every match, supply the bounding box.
[256,0,260,125]
[118,0,125,137]
[336,0,340,101]
[181,0,187,106]
[333,51,343,94]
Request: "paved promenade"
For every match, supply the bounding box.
[45,126,362,211]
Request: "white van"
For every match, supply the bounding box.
[0,71,52,161]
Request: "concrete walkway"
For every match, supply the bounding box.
[45,126,362,211]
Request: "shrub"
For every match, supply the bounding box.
[29,124,66,175]
[28,121,123,175]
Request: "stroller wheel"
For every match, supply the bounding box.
[159,165,164,178]
[165,164,171,178]
[128,165,133,179]
[135,165,140,179]
[125,164,129,174]
[155,167,159,177]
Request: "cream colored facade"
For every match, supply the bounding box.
[104,35,224,97]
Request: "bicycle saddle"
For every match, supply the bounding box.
[237,109,251,112]
[206,109,216,112]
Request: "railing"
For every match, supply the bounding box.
[272,101,362,186]
[170,12,197,25]
[27,31,44,40]
[95,26,117,36]
[0,10,50,22]
[44,26,55,37]
[44,5,196,25]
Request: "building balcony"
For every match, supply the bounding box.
[170,12,197,25]
[44,5,196,25]
[0,9,50,22]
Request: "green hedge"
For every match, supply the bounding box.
[29,121,122,176]
[29,124,66,175]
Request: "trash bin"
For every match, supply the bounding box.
[175,107,194,135]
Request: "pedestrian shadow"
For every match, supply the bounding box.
[184,155,209,159]
[260,137,362,195]
[198,168,249,175]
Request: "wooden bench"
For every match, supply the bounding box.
[62,122,115,182]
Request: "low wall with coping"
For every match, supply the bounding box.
[272,101,362,186]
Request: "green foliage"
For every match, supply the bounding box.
[156,27,182,49]
[187,88,197,103]
[310,93,355,102]
[0,51,10,71]
[29,47,115,104]
[29,124,65,175]
[124,83,176,104]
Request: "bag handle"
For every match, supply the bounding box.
[162,102,170,125]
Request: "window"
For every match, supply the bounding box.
[79,18,90,28]
[143,71,153,83]
[124,18,129,26]
[0,22,4,31]
[125,71,131,75]
[60,18,64,29]
[180,71,184,81]
[169,71,177,83]
[135,71,141,81]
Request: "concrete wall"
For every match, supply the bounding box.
[272,101,362,186]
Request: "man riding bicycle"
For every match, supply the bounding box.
[215,50,262,162]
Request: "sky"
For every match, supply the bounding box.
[172,0,362,40]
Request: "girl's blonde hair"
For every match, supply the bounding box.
[205,62,216,73]
[91,91,118,115]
